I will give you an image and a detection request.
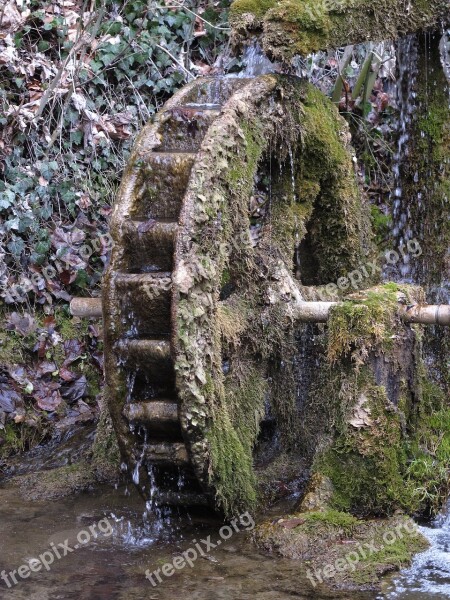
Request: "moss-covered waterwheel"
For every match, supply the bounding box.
[103,75,371,515]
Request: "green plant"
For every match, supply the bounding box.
[0,0,229,307]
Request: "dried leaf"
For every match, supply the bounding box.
[277,518,306,529]
[59,366,77,382]
[6,312,37,336]
[61,375,87,403]
[33,380,62,411]
[0,383,20,413]
[63,338,83,364]
[349,394,373,428]
[36,361,57,377]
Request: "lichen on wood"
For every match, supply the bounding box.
[172,76,373,515]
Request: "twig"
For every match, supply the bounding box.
[34,9,104,121]
[155,43,195,79]
[155,2,230,31]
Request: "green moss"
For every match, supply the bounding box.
[91,401,120,482]
[315,375,415,516]
[298,85,373,283]
[231,0,331,54]
[230,0,276,18]
[404,379,450,514]
[254,511,428,587]
[401,34,450,291]
[230,0,450,63]
[303,508,359,531]
[349,521,429,585]
[209,366,267,514]
[173,77,374,517]
[0,329,25,366]
[266,0,331,56]
[54,307,79,338]
[309,300,449,519]
[16,461,96,500]
[271,191,314,268]
[370,205,392,248]
[327,285,403,364]
[0,422,48,458]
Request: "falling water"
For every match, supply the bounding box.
[383,35,419,282]
[441,28,450,83]
[132,428,147,486]
[381,32,450,598]
[238,42,277,78]
[145,464,174,534]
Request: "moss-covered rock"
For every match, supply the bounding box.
[230,0,450,63]
[254,511,429,590]
[91,397,121,482]
[10,400,120,501]
[299,284,450,519]
[15,461,96,501]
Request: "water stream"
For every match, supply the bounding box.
[382,501,450,599]
[384,34,419,283]
[2,474,450,599]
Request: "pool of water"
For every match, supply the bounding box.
[0,481,379,600]
[1,478,450,600]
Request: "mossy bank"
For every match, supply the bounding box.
[230,0,450,62]
[254,510,429,591]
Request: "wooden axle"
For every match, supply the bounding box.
[70,297,103,318]
[71,297,450,326]
[292,302,450,326]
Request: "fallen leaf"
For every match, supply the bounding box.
[36,392,62,411]
[278,518,306,529]
[0,383,20,412]
[33,380,62,411]
[6,312,37,336]
[63,338,83,364]
[36,361,57,377]
[59,366,77,382]
[8,366,28,384]
[61,375,87,403]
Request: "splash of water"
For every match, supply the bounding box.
[383,501,450,598]
[440,27,450,84]
[132,428,147,486]
[238,43,277,78]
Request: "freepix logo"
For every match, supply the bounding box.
[145,511,255,587]
[1,518,113,588]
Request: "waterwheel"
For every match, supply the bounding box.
[102,74,370,514]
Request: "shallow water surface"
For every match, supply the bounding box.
[2,480,450,600]
[0,483,378,600]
